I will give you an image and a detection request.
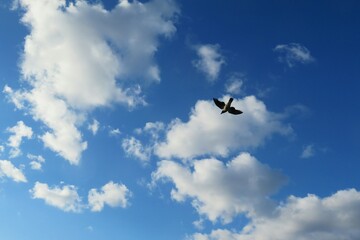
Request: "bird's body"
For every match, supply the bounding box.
[213,98,243,115]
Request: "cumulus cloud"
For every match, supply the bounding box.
[0,160,27,182]
[274,43,315,68]
[152,152,286,223]
[193,44,225,81]
[6,0,178,164]
[30,181,83,212]
[88,181,131,212]
[155,96,292,159]
[189,189,360,240]
[7,121,33,158]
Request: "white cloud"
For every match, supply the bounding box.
[29,161,42,170]
[6,0,178,164]
[0,160,27,183]
[142,121,165,140]
[193,44,225,81]
[155,96,292,159]
[122,136,151,163]
[0,145,4,154]
[7,121,33,158]
[301,144,315,159]
[88,119,99,135]
[189,189,360,240]
[88,181,131,212]
[225,74,244,95]
[27,154,45,170]
[152,152,286,223]
[30,181,83,212]
[109,128,121,137]
[274,43,315,68]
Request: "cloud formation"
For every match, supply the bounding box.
[30,181,83,212]
[274,43,315,68]
[6,121,33,158]
[0,160,27,182]
[30,181,131,213]
[6,0,178,164]
[122,136,152,163]
[153,152,286,223]
[190,189,360,240]
[88,181,132,212]
[88,119,100,135]
[193,44,225,81]
[301,144,315,159]
[155,96,292,159]
[27,154,45,170]
[225,74,244,95]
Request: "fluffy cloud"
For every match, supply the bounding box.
[6,0,178,164]
[152,152,286,223]
[7,121,33,158]
[30,181,131,213]
[193,44,225,81]
[88,181,131,212]
[27,153,45,170]
[30,181,83,212]
[155,96,292,159]
[274,43,315,68]
[189,189,360,240]
[0,160,27,182]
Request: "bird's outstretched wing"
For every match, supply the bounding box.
[228,107,243,115]
[213,98,225,109]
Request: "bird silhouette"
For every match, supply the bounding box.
[213,98,243,115]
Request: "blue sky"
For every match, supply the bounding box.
[1,0,360,239]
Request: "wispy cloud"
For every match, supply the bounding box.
[225,73,245,95]
[274,43,315,68]
[301,144,315,159]
[193,44,225,81]
[6,121,33,158]
[122,137,152,163]
[109,128,121,137]
[0,145,4,154]
[88,119,100,136]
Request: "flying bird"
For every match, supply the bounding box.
[213,98,243,115]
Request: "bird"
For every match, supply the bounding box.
[213,97,243,115]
